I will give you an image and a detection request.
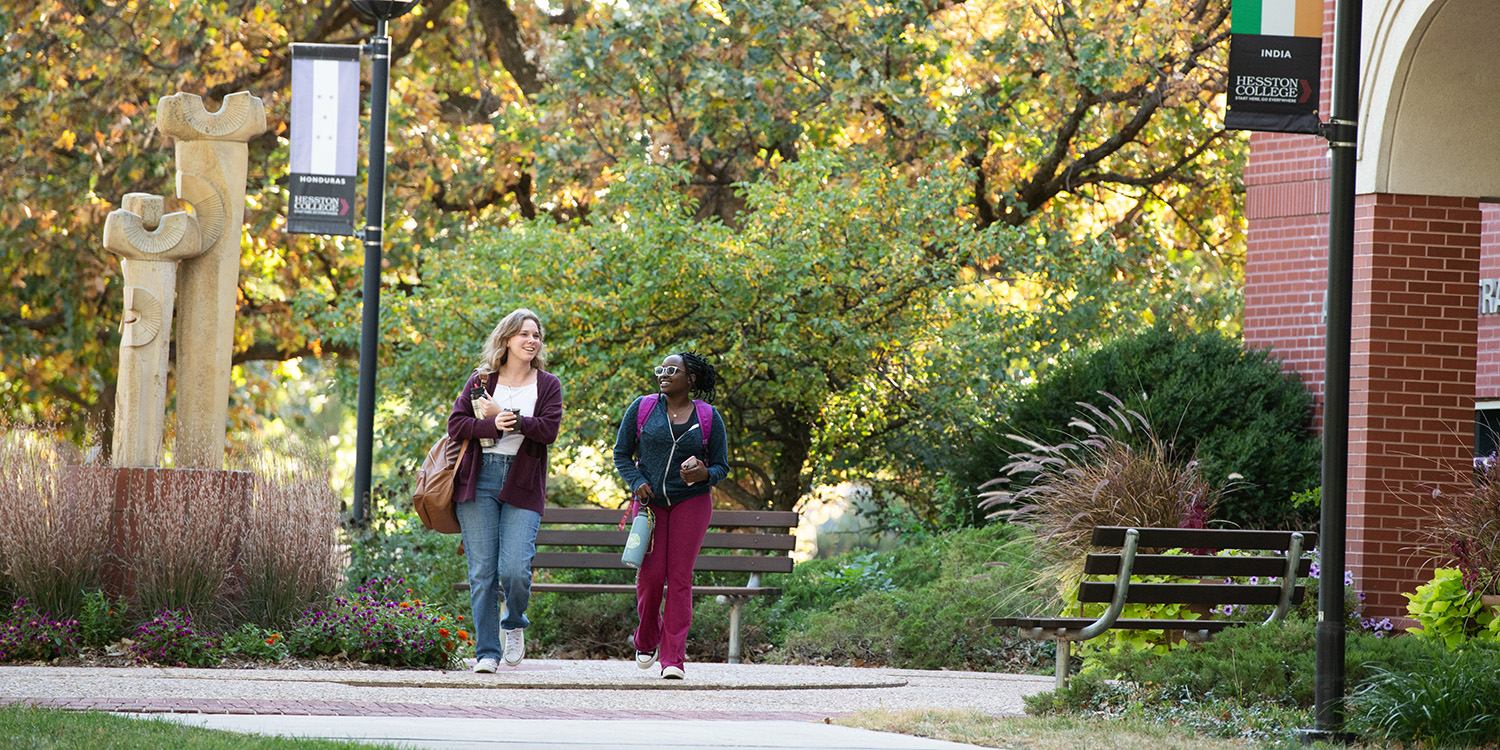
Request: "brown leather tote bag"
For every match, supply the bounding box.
[412,434,468,534]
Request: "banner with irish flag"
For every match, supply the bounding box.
[1226,0,1324,134]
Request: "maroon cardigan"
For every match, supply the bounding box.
[446,368,563,515]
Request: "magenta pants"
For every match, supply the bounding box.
[633,493,712,669]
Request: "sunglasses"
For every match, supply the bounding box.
[653,366,681,377]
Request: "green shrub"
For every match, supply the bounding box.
[1349,645,1500,747]
[223,623,290,662]
[1404,567,1500,647]
[963,324,1319,529]
[770,524,1054,671]
[344,510,468,616]
[76,590,128,648]
[1084,618,1461,710]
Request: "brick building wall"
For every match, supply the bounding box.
[1240,2,1488,617]
[1347,194,1480,614]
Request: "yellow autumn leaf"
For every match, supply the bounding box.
[52,130,76,150]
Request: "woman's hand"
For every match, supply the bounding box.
[474,394,500,419]
[679,456,710,485]
[633,482,655,502]
[494,409,519,432]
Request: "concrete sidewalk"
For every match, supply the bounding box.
[1,659,1053,749]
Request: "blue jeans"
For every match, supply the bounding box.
[455,454,541,662]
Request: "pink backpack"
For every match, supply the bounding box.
[636,394,712,448]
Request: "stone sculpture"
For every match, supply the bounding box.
[155,91,266,469]
[102,194,204,467]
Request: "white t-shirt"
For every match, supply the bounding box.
[485,381,538,456]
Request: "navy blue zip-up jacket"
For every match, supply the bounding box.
[612,395,730,507]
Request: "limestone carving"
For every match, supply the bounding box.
[155,91,266,469]
[102,194,204,467]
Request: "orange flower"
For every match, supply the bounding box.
[265,638,275,645]
[456,630,469,640]
[438,628,450,638]
[456,615,465,621]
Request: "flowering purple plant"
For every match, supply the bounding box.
[129,607,223,667]
[0,599,81,662]
[285,576,462,669]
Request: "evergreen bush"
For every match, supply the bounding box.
[963,324,1319,529]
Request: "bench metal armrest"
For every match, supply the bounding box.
[1076,528,1140,640]
[1264,532,1305,625]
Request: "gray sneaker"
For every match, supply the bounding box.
[503,628,525,667]
[473,657,499,674]
[661,665,684,679]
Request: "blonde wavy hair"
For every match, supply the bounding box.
[476,308,547,374]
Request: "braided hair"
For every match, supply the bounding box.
[676,351,717,402]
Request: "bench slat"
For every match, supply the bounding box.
[1083,553,1313,578]
[993,616,1247,632]
[536,529,796,551]
[533,551,795,573]
[532,583,782,597]
[1078,581,1306,606]
[540,507,799,529]
[1090,526,1316,551]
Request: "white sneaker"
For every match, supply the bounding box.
[473,657,498,674]
[635,648,658,670]
[503,628,525,666]
[661,665,684,680]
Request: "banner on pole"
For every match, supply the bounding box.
[1226,0,1323,134]
[288,43,361,235]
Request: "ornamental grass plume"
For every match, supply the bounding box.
[124,465,244,625]
[1418,457,1500,596]
[0,422,113,619]
[229,435,341,627]
[979,392,1223,566]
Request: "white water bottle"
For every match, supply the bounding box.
[622,507,654,568]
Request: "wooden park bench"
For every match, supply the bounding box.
[456,506,799,663]
[993,526,1315,689]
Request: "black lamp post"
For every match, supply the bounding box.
[349,0,418,525]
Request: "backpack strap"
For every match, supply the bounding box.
[637,394,712,448]
[635,394,661,439]
[693,400,712,448]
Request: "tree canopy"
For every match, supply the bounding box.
[2,0,1245,511]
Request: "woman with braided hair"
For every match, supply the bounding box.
[612,351,730,679]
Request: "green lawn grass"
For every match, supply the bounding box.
[0,705,398,750]
[838,709,1394,750]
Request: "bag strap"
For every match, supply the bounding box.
[635,394,659,439]
[637,394,711,448]
[693,400,712,448]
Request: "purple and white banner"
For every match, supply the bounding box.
[288,43,361,235]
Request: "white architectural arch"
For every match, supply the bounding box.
[1359,0,1500,197]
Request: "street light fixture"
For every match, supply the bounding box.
[349,0,418,525]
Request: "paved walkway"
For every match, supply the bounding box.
[0,659,1051,748]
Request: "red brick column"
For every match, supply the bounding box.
[1348,194,1481,616]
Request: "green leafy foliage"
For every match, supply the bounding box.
[770,524,1054,671]
[76,590,128,648]
[967,325,1319,529]
[222,624,289,662]
[343,511,468,617]
[4,1,1243,525]
[1405,568,1500,647]
[1349,644,1500,747]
